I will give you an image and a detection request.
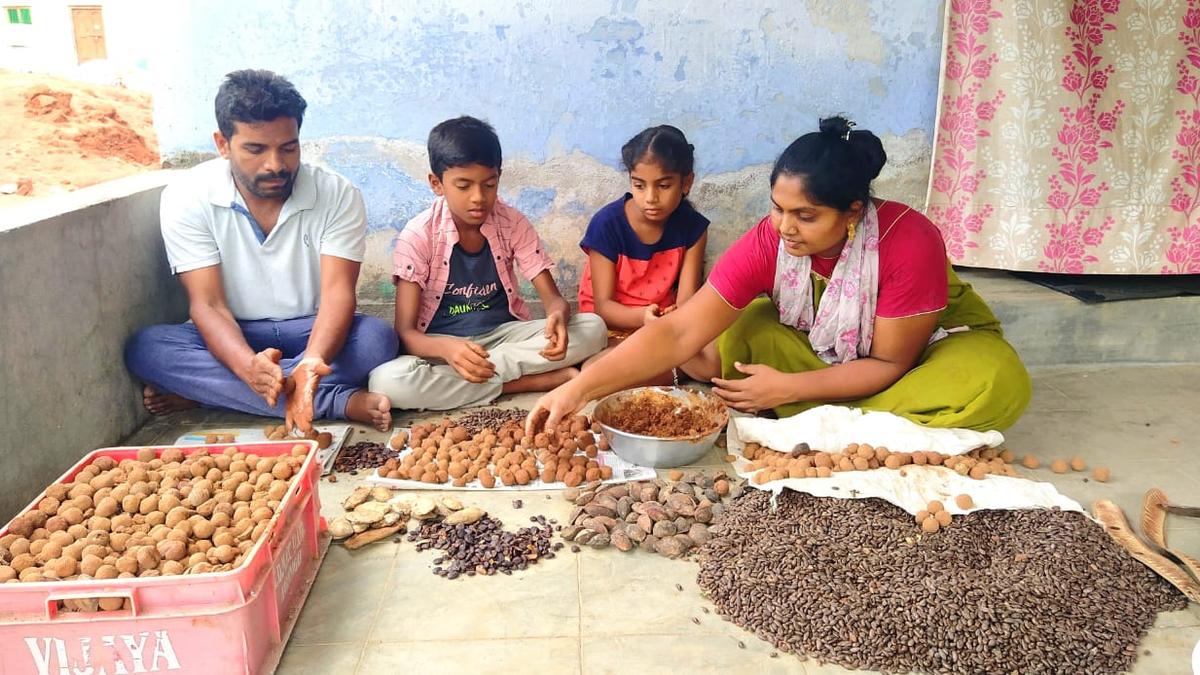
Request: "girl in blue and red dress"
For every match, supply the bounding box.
[577,125,719,385]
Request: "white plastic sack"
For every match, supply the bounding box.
[726,406,1083,517]
[731,404,1004,456]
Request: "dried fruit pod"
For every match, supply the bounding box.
[341,487,371,511]
[411,497,438,520]
[344,523,404,550]
[610,529,633,551]
[655,536,688,558]
[444,507,485,526]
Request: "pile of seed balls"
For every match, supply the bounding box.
[697,490,1185,674]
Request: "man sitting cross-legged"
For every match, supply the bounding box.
[125,69,398,432]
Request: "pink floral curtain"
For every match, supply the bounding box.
[926,0,1200,274]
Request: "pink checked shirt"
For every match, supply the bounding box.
[393,197,555,333]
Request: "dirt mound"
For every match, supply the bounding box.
[1,70,159,202]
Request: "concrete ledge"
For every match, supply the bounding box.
[0,173,187,520]
[959,269,1200,367]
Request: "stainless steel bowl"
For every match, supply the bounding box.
[593,387,729,469]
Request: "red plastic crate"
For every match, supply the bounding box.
[0,441,330,675]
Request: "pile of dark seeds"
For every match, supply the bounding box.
[409,514,558,579]
[698,490,1186,674]
[453,408,530,435]
[332,441,397,473]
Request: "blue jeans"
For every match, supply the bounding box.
[124,314,399,420]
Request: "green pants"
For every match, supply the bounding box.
[718,299,1031,431]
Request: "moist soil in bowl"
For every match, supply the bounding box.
[603,388,724,438]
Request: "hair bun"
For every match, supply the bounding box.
[818,116,854,140]
[847,129,887,181]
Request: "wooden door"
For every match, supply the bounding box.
[70,6,106,63]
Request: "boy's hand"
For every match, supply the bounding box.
[445,338,496,383]
[540,312,569,361]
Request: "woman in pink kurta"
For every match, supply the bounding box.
[529,117,1031,433]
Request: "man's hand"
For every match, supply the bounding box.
[539,311,569,361]
[445,338,496,383]
[710,362,797,413]
[246,348,285,406]
[284,357,332,434]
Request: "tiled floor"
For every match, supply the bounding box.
[123,365,1200,674]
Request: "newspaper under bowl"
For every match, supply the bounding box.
[592,387,728,469]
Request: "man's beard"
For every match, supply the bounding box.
[233,165,295,200]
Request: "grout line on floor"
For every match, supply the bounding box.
[352,547,400,674]
[576,553,584,675]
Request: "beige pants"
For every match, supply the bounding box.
[368,313,608,410]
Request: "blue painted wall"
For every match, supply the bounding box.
[151,0,944,310]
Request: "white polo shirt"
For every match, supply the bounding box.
[159,159,366,321]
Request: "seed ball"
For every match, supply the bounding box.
[1091,467,1111,482]
[927,500,944,514]
[19,568,44,582]
[10,553,36,573]
[60,507,84,526]
[80,554,104,577]
[1070,456,1087,472]
[1051,459,1069,474]
[9,538,31,556]
[915,509,930,525]
[1021,455,1040,469]
[921,516,940,534]
[955,494,975,509]
[935,510,953,527]
[137,448,156,462]
[969,464,989,480]
[0,566,17,582]
[999,449,1015,463]
[211,545,237,564]
[49,556,78,578]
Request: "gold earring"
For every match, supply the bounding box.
[847,220,856,242]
